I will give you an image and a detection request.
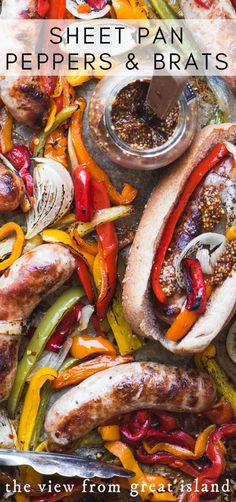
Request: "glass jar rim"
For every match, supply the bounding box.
[104,76,188,158]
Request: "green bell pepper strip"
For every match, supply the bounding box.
[148,0,178,18]
[30,381,52,450]
[7,287,84,419]
[34,105,78,157]
[58,356,78,373]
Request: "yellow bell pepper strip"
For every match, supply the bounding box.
[166,283,212,342]
[41,229,94,271]
[53,354,133,390]
[226,225,236,240]
[71,229,98,256]
[105,441,176,501]
[70,98,138,205]
[143,425,215,460]
[99,425,121,441]
[195,344,236,415]
[93,252,102,291]
[44,127,68,168]
[35,440,49,452]
[44,99,57,133]
[21,192,32,213]
[107,286,143,355]
[51,212,76,230]
[30,381,52,450]
[0,107,14,153]
[67,72,91,87]
[70,334,116,359]
[18,367,57,450]
[51,76,63,98]
[0,222,24,271]
[111,0,148,18]
[62,78,76,108]
[8,288,84,418]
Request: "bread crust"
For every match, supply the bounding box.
[123,123,236,354]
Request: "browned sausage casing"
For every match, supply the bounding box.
[0,244,75,401]
[0,0,50,128]
[0,163,25,211]
[45,361,216,445]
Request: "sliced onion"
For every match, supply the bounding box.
[0,153,19,175]
[0,408,17,449]
[0,321,24,335]
[196,248,213,274]
[0,235,43,264]
[75,205,133,237]
[226,320,236,365]
[26,158,74,239]
[0,236,15,260]
[66,0,110,19]
[72,305,94,334]
[175,232,226,288]
[224,141,236,161]
[28,337,73,381]
[210,241,226,267]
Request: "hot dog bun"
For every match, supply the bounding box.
[123,123,236,355]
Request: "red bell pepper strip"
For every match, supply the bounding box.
[48,0,66,19]
[91,313,106,337]
[75,256,94,304]
[6,145,33,197]
[87,0,107,9]
[46,302,84,352]
[74,165,92,223]
[37,0,50,17]
[213,422,236,441]
[55,95,63,114]
[136,447,200,478]
[180,424,236,502]
[91,180,118,319]
[151,144,228,304]
[182,258,206,314]
[6,145,30,171]
[39,76,58,96]
[154,411,177,432]
[120,409,194,449]
[231,0,236,11]
[199,440,226,480]
[121,410,152,444]
[146,430,196,451]
[194,0,211,8]
[204,399,234,425]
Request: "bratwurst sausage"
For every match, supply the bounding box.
[0,244,76,401]
[45,361,216,445]
[0,0,50,128]
[0,163,25,211]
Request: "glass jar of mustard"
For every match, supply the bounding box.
[88,66,198,170]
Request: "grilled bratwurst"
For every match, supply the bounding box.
[0,244,75,401]
[0,163,25,211]
[45,361,216,445]
[0,0,50,128]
